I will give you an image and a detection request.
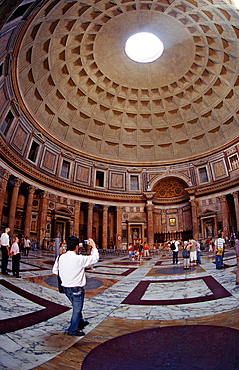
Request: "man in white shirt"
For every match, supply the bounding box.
[53,236,99,336]
[0,228,10,275]
[172,240,180,264]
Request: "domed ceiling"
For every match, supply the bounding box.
[15,0,239,164]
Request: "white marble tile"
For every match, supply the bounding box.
[0,285,44,320]
[142,280,212,300]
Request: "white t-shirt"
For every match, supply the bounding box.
[24,238,31,248]
[10,242,20,255]
[0,232,10,246]
[217,238,225,249]
[174,240,180,252]
[53,248,99,287]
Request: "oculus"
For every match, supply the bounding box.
[125,32,164,63]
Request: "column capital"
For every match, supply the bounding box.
[219,195,227,202]
[103,205,109,212]
[40,190,49,199]
[88,203,94,210]
[2,169,11,181]
[75,200,82,206]
[28,185,37,194]
[116,206,123,212]
[13,178,23,187]
[190,198,197,207]
[146,204,154,211]
[232,191,238,200]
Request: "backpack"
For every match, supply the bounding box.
[170,242,176,250]
[182,248,189,258]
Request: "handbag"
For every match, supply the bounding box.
[57,255,64,293]
[57,274,64,293]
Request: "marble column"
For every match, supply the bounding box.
[116,206,122,250]
[87,203,94,239]
[102,205,108,249]
[37,191,49,249]
[146,204,154,249]
[8,178,23,233]
[232,192,239,234]
[0,169,10,229]
[190,197,199,241]
[161,210,167,234]
[24,185,36,238]
[219,195,230,238]
[74,200,81,238]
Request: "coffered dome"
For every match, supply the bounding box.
[15,0,239,164]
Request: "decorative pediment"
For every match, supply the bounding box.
[200,209,216,217]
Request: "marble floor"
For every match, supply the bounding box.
[0,247,239,369]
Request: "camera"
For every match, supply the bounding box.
[82,239,91,255]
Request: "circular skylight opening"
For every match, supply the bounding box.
[125,32,164,63]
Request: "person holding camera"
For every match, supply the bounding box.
[53,236,99,336]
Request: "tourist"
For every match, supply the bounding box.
[143,241,149,257]
[24,236,31,256]
[215,231,226,269]
[0,228,10,275]
[182,241,190,270]
[52,236,99,336]
[188,239,197,266]
[10,236,21,278]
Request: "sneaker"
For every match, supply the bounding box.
[67,331,85,336]
[78,320,89,330]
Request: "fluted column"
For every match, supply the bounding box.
[102,205,108,249]
[37,191,49,248]
[24,185,36,237]
[87,203,94,238]
[146,204,154,248]
[190,196,199,240]
[232,192,239,234]
[0,169,10,229]
[116,206,122,250]
[8,178,23,233]
[178,208,183,232]
[74,200,81,238]
[219,195,229,238]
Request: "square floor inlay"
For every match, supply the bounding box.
[122,276,232,306]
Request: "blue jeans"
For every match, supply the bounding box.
[215,255,223,269]
[64,287,85,335]
[197,250,201,264]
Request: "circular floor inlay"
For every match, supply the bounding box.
[45,276,102,290]
[82,325,239,370]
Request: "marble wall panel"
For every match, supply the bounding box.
[109,171,125,191]
[75,163,91,185]
[10,124,29,154]
[40,147,58,174]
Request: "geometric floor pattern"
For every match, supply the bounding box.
[0,247,239,369]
